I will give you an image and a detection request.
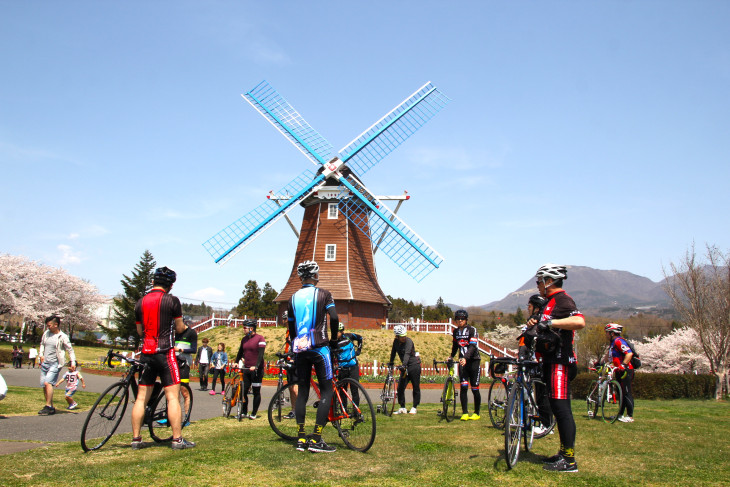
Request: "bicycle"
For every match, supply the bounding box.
[267,352,316,437]
[433,359,458,422]
[502,357,555,469]
[585,362,623,424]
[487,357,515,429]
[80,350,193,452]
[267,351,377,452]
[222,365,247,422]
[377,363,397,416]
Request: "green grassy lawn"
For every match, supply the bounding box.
[0,399,728,486]
[0,386,97,416]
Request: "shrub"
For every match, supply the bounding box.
[572,372,715,399]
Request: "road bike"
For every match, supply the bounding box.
[586,363,623,424]
[377,363,397,416]
[487,357,515,429]
[434,359,458,422]
[80,350,193,452]
[502,357,555,469]
[267,351,377,452]
[222,365,248,421]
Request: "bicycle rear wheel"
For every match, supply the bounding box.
[148,383,192,442]
[237,385,246,422]
[504,385,522,469]
[585,380,599,419]
[268,382,319,441]
[440,377,456,422]
[222,382,234,417]
[81,382,129,452]
[602,380,622,424]
[488,380,508,429]
[531,378,555,439]
[334,378,376,452]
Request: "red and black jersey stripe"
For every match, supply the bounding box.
[134,289,182,354]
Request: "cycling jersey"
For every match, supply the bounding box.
[287,284,337,352]
[337,332,363,368]
[235,333,267,370]
[610,337,634,370]
[538,290,583,365]
[390,337,421,368]
[135,289,182,354]
[451,325,481,361]
[174,326,198,366]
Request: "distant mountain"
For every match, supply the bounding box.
[478,266,672,317]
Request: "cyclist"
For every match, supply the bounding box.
[174,321,197,425]
[448,309,481,421]
[389,325,421,415]
[604,323,635,423]
[287,260,339,453]
[234,319,267,419]
[336,323,363,406]
[519,294,552,436]
[528,263,584,472]
[131,266,195,450]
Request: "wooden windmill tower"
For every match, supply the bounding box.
[203,80,450,329]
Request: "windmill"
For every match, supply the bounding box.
[203,80,450,328]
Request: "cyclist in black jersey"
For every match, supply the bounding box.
[528,264,584,472]
[287,261,339,453]
[389,325,421,414]
[448,309,482,421]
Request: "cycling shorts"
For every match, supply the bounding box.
[544,362,577,400]
[178,359,190,382]
[139,349,180,387]
[294,346,333,384]
[459,359,481,388]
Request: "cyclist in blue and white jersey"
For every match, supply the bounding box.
[287,260,339,453]
[336,323,363,406]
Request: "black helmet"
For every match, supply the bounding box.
[153,266,177,287]
[454,309,468,320]
[242,319,257,331]
[528,294,547,309]
[297,260,319,280]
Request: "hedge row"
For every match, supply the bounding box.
[572,372,716,400]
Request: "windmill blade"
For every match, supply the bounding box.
[337,82,450,175]
[338,177,444,282]
[243,80,334,166]
[203,170,325,265]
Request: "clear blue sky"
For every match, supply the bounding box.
[2,1,729,310]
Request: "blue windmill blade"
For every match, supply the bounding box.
[337,82,450,175]
[203,170,325,265]
[243,80,334,166]
[337,177,444,282]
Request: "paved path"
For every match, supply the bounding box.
[0,367,440,453]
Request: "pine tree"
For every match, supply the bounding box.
[105,250,156,348]
[236,280,262,318]
[260,282,279,318]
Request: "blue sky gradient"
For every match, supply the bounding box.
[2,1,728,309]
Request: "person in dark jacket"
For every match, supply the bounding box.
[389,325,421,415]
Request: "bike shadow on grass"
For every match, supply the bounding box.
[492,449,547,470]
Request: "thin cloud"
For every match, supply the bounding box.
[189,287,226,302]
[0,140,84,167]
[248,40,291,66]
[57,244,82,265]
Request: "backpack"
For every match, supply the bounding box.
[624,339,642,369]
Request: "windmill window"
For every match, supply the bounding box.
[328,203,338,219]
[325,244,336,261]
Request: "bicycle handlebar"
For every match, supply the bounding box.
[106,349,142,369]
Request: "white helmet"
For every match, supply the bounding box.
[605,323,623,334]
[536,263,567,281]
[393,325,407,336]
[297,260,319,280]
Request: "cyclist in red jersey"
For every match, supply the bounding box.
[131,267,195,450]
[604,323,635,423]
[528,264,584,472]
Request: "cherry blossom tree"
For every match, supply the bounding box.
[0,254,107,339]
[634,327,710,374]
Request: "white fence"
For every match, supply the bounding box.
[191,315,278,334]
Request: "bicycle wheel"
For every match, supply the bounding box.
[334,378,376,452]
[586,380,599,419]
[488,380,508,429]
[268,382,319,441]
[531,378,555,439]
[148,384,191,442]
[504,385,522,469]
[237,384,246,422]
[222,382,234,417]
[81,382,129,452]
[601,380,623,424]
[440,377,457,422]
[380,377,396,417]
[523,397,534,452]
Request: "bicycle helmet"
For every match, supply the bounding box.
[242,319,257,332]
[393,325,407,336]
[153,266,177,287]
[605,323,623,334]
[528,294,547,309]
[297,260,319,280]
[535,263,567,281]
[454,309,468,321]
